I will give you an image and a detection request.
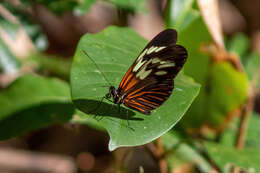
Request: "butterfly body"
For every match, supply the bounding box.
[105,86,123,105]
[104,29,188,115]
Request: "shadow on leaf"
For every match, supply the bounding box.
[73,99,144,121]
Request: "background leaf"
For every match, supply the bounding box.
[165,0,200,32]
[107,0,146,12]
[21,0,145,15]
[176,10,248,131]
[245,112,260,148]
[25,53,72,80]
[162,132,211,172]
[0,74,74,140]
[206,62,248,127]
[73,0,97,16]
[245,53,260,88]
[205,142,260,172]
[227,33,249,59]
[70,26,200,150]
[177,16,211,129]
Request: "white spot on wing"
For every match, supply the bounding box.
[133,46,167,74]
[155,71,167,75]
[133,49,149,72]
[133,59,146,72]
[158,62,175,69]
[136,59,153,79]
[137,49,148,61]
[160,61,167,64]
[155,46,166,52]
[152,58,160,64]
[137,68,152,80]
[147,46,167,54]
[147,46,158,54]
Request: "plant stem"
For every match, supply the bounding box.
[232,72,258,173]
[235,72,258,149]
[146,138,168,173]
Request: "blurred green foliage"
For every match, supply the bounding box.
[21,0,146,15]
[170,2,250,131]
[0,74,74,139]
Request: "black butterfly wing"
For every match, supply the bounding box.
[118,29,187,114]
[118,29,178,94]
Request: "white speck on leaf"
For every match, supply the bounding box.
[175,88,183,91]
[94,69,101,74]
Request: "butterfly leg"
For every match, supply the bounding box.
[89,96,106,121]
[110,103,114,111]
[126,109,134,131]
[126,108,130,126]
[103,97,117,113]
[93,97,114,121]
[89,96,105,114]
[118,104,121,114]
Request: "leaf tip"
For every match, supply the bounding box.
[108,139,118,151]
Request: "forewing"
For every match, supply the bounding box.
[118,29,187,114]
[118,29,178,94]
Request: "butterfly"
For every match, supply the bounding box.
[103,29,187,115]
[84,29,187,115]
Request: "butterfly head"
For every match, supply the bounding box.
[106,86,122,104]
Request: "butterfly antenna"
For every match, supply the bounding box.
[82,50,112,86]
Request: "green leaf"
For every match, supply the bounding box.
[0,103,74,140]
[219,117,239,147]
[25,53,72,80]
[0,74,73,139]
[0,37,20,73]
[245,112,260,148]
[245,53,260,88]
[227,33,249,59]
[73,0,96,16]
[162,132,211,172]
[206,62,248,127]
[71,110,105,131]
[177,17,211,129]
[70,26,200,151]
[205,142,260,172]
[177,15,248,130]
[23,0,145,15]
[219,112,260,148]
[107,0,146,12]
[0,74,71,120]
[32,0,77,15]
[165,0,200,32]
